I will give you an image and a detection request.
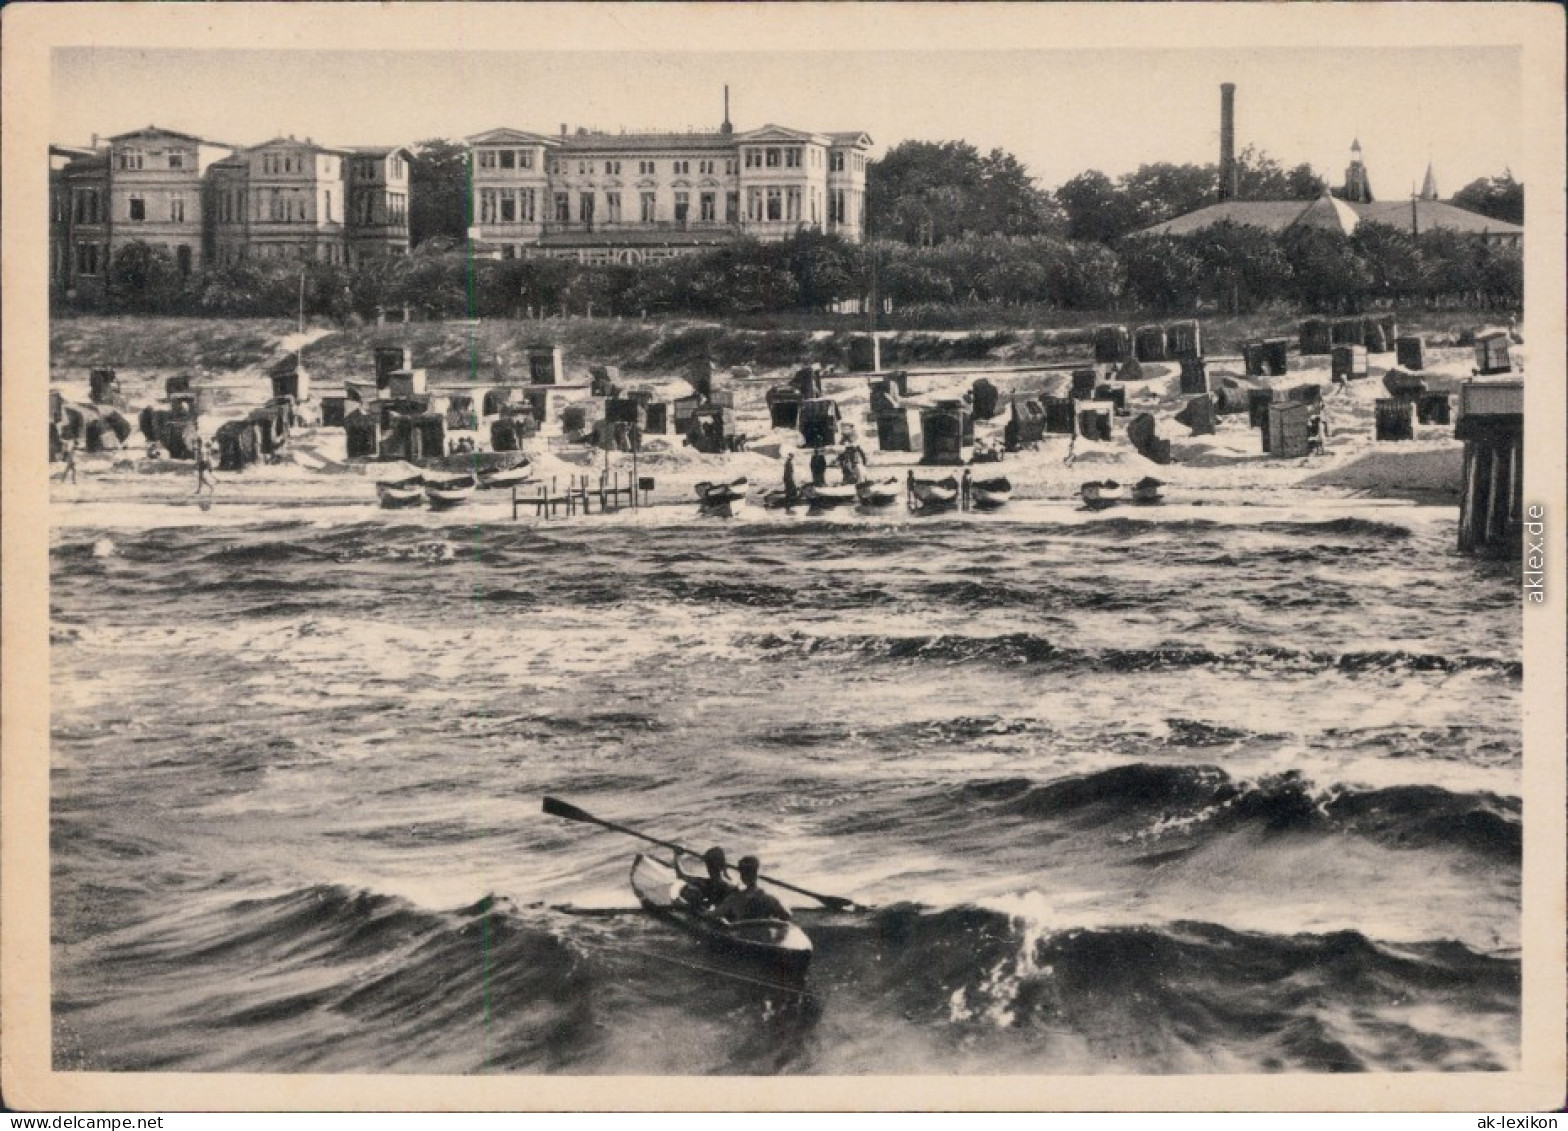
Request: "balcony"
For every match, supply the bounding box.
[539,219,741,236]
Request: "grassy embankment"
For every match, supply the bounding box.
[50,308,1503,386]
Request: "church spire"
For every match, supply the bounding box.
[1420,161,1439,201]
[1342,137,1373,204]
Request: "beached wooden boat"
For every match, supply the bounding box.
[477,461,536,490]
[424,473,477,509]
[424,450,529,477]
[856,477,902,507]
[377,482,425,508]
[803,482,859,507]
[696,477,749,517]
[1129,477,1165,505]
[630,854,812,981]
[909,475,960,509]
[971,476,1012,509]
[1080,479,1123,510]
[376,465,426,508]
[762,489,805,510]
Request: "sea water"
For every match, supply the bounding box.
[49,501,1521,1074]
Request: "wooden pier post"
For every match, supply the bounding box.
[1455,379,1524,556]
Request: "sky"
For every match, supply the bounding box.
[53,43,1521,197]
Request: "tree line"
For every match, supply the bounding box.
[63,137,1522,320]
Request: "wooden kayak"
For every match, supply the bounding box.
[856,477,902,507]
[630,854,813,980]
[1080,479,1123,510]
[971,476,1012,508]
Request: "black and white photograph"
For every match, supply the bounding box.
[3,2,1564,1113]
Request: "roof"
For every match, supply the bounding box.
[1293,193,1362,235]
[1137,200,1322,237]
[467,128,561,147]
[1136,196,1523,239]
[248,136,353,156]
[1351,200,1523,237]
[107,125,215,145]
[346,145,412,159]
[826,131,874,148]
[735,124,830,145]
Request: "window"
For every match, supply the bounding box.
[810,190,820,223]
[128,195,146,221]
[73,189,101,225]
[168,151,185,170]
[75,242,100,275]
[177,245,192,276]
[786,147,801,168]
[602,158,616,174]
[554,192,570,222]
[673,191,689,223]
[638,160,654,175]
[726,159,736,175]
[726,191,739,223]
[829,189,845,224]
[640,191,656,222]
[518,188,535,222]
[297,190,310,221]
[500,193,516,222]
[745,149,758,169]
[546,157,559,174]
[671,160,688,175]
[831,151,845,172]
[766,187,782,221]
[605,191,621,223]
[786,187,801,222]
[700,192,715,222]
[502,244,517,260]
[747,187,763,221]
[500,150,515,170]
[856,154,865,172]
[580,192,595,226]
[325,190,332,223]
[766,148,780,168]
[169,194,186,223]
[479,151,497,170]
[117,149,143,170]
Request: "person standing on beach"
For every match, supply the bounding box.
[810,448,828,488]
[782,452,799,503]
[961,468,972,509]
[194,438,216,495]
[58,440,79,484]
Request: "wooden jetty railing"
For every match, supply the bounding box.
[512,470,646,520]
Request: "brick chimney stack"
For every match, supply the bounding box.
[1219,83,1238,201]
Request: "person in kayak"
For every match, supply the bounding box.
[676,846,735,912]
[713,856,791,923]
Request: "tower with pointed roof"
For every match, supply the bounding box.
[1342,138,1374,204]
[1419,162,1439,202]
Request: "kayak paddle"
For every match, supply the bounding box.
[542,795,865,912]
